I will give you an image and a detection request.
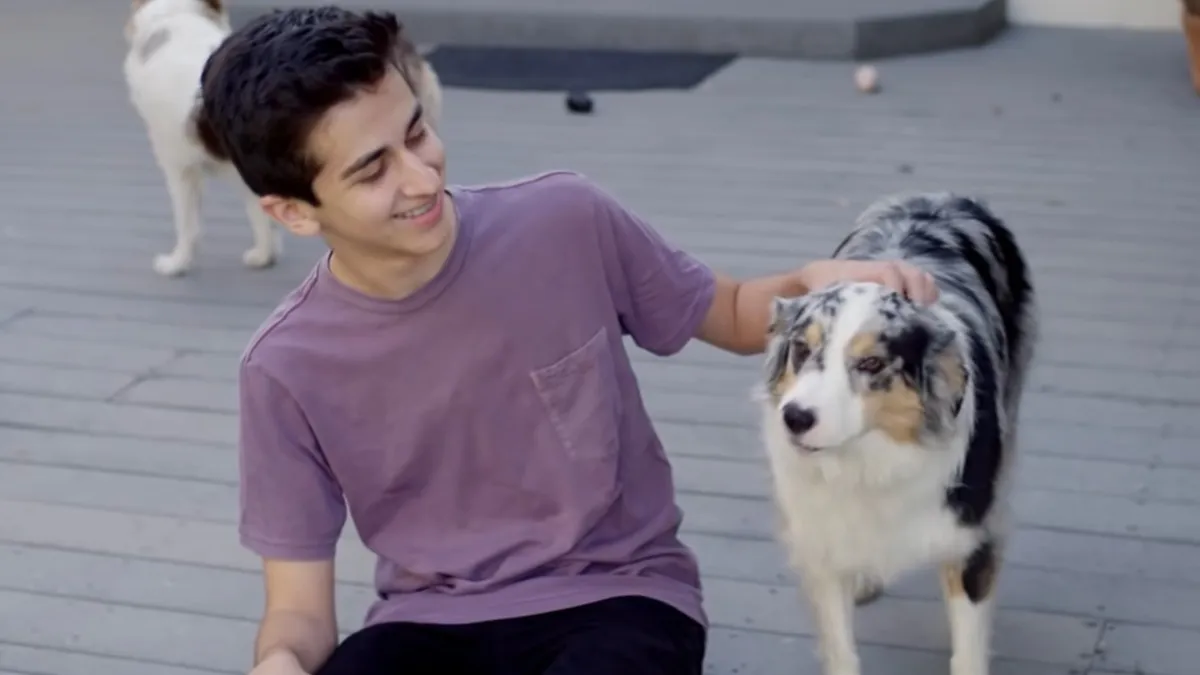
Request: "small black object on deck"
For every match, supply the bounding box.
[565,91,594,114]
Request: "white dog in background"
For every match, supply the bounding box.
[123,0,275,277]
[122,0,444,277]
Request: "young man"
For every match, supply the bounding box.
[199,7,936,675]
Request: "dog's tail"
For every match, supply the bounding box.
[189,102,230,162]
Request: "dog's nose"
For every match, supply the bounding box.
[782,404,816,435]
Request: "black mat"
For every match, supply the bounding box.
[423,46,737,92]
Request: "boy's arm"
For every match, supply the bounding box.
[579,173,935,357]
[252,559,339,673]
[696,260,938,356]
[239,360,347,673]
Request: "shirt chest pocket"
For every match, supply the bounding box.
[531,326,624,460]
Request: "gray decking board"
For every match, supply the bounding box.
[2,2,1200,674]
[227,0,1005,59]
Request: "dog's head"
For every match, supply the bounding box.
[126,0,228,42]
[763,281,967,453]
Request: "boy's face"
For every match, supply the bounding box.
[262,65,451,259]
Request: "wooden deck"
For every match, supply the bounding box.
[2,2,1200,674]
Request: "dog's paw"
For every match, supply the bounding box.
[949,655,989,675]
[153,252,191,277]
[242,246,278,269]
[819,653,862,675]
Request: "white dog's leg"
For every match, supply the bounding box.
[154,165,203,276]
[940,546,998,675]
[241,189,280,269]
[804,573,860,675]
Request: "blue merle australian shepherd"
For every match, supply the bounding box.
[758,193,1037,675]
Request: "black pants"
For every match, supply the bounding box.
[315,595,705,675]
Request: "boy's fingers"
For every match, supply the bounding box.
[890,263,937,305]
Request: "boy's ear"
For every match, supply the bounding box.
[260,195,321,237]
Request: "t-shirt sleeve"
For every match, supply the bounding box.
[585,177,716,356]
[238,359,346,560]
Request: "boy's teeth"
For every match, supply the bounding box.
[402,202,433,218]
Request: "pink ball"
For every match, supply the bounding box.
[855,65,880,93]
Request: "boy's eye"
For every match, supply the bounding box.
[359,157,389,183]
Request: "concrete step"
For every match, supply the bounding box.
[228,0,1008,60]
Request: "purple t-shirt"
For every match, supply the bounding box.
[237,171,717,628]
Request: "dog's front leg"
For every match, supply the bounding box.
[803,573,860,675]
[940,542,999,675]
[154,166,202,276]
[241,190,280,269]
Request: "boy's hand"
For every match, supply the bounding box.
[796,259,938,305]
[249,649,310,675]
[695,258,939,355]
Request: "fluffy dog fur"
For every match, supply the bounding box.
[758,193,1037,675]
[122,0,443,276]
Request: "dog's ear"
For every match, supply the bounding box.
[764,296,806,395]
[767,296,790,337]
[199,0,225,13]
[920,321,967,433]
[764,333,792,399]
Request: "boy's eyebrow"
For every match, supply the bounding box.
[338,103,426,181]
[341,147,386,180]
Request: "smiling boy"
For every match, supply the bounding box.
[199,7,935,675]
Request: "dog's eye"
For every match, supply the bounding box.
[790,342,811,369]
[856,357,886,374]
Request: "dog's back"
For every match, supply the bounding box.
[124,1,230,167]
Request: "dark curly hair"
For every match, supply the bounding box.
[195,6,418,205]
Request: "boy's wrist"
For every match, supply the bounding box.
[252,647,307,674]
[787,266,815,298]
